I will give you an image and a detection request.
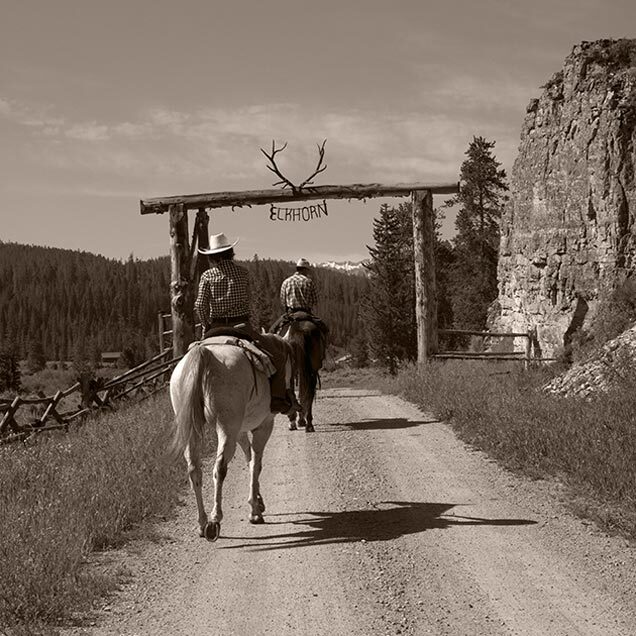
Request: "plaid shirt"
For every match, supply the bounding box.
[280,272,318,311]
[195,260,250,325]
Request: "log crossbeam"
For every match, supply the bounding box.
[140,182,459,215]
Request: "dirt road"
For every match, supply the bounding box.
[72,388,636,635]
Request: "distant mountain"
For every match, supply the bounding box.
[318,260,369,276]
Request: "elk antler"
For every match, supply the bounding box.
[298,139,327,190]
[260,140,327,194]
[260,141,296,191]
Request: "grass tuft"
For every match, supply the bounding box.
[0,393,185,632]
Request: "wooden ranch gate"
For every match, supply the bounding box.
[140,182,458,363]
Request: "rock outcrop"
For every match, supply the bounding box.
[494,40,636,357]
[545,324,636,398]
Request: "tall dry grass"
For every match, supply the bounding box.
[380,361,636,538]
[0,393,185,633]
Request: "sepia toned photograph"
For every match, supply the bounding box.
[1,1,635,634]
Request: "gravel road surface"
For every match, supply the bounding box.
[66,388,636,635]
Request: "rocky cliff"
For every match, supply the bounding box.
[495,40,636,357]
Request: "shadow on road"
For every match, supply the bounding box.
[316,392,383,399]
[222,500,536,551]
[305,417,439,432]
[343,417,439,430]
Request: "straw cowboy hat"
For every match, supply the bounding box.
[296,258,312,268]
[198,233,239,255]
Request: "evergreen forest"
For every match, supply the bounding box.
[0,242,368,364]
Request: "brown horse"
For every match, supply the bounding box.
[280,319,325,432]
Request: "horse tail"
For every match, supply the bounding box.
[171,345,214,460]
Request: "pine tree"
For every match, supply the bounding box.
[26,339,46,373]
[0,343,21,392]
[350,330,369,368]
[445,137,508,329]
[363,203,416,373]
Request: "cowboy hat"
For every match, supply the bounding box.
[296,257,312,268]
[198,233,239,255]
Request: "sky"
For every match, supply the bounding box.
[1,0,635,263]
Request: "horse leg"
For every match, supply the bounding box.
[305,374,317,433]
[246,416,274,524]
[206,431,237,541]
[288,411,298,431]
[184,443,208,537]
[237,432,263,513]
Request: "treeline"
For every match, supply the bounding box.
[358,136,509,371]
[0,242,367,364]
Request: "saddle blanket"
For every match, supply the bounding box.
[191,336,276,377]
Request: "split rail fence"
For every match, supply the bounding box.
[0,350,182,445]
[434,328,542,367]
[158,311,201,353]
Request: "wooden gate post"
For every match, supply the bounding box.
[169,203,194,356]
[192,208,210,340]
[193,208,210,279]
[411,189,438,364]
[157,311,165,352]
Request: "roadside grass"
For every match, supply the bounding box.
[14,364,122,398]
[320,366,387,390]
[0,393,186,634]
[375,360,636,540]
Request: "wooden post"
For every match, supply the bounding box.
[412,189,438,364]
[193,208,209,341]
[525,327,536,369]
[169,203,194,357]
[193,208,210,279]
[157,311,165,352]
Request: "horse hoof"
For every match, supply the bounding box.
[289,423,297,431]
[305,424,315,433]
[256,494,266,513]
[203,521,221,542]
[250,515,265,524]
[297,421,306,428]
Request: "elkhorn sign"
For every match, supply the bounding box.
[269,200,328,222]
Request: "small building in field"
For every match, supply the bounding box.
[101,351,121,366]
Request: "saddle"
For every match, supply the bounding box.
[203,325,254,342]
[284,312,330,340]
[287,310,313,323]
[191,333,275,377]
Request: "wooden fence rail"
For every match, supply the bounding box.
[435,328,540,368]
[158,311,202,353]
[0,350,181,445]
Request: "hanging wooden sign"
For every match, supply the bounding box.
[269,199,329,222]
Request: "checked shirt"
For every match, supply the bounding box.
[280,272,317,311]
[195,260,250,326]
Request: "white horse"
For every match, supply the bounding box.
[170,341,278,541]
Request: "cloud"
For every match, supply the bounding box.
[0,96,64,128]
[65,122,110,141]
[5,96,520,198]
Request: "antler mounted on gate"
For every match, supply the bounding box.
[260,140,327,195]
